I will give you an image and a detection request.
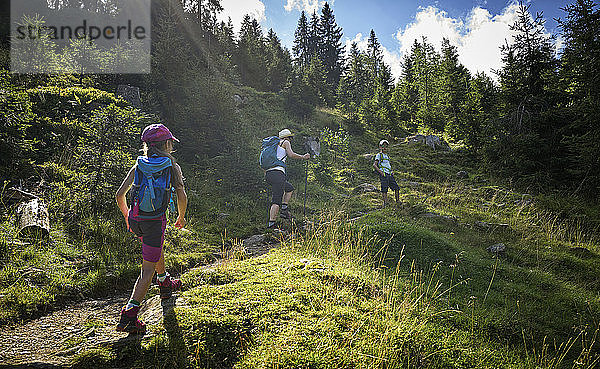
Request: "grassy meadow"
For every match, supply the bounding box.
[62,103,600,368]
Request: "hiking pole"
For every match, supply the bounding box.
[303,159,308,218]
[302,136,320,219]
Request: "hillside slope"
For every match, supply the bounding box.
[2,80,600,368]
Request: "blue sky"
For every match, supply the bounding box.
[218,0,571,79]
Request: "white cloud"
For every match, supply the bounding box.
[217,0,266,33]
[284,0,328,14]
[393,3,526,79]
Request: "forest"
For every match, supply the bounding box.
[1,0,600,368]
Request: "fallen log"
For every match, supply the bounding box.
[1,187,37,207]
[17,198,50,238]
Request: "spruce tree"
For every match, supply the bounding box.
[236,15,268,90]
[266,28,293,92]
[292,11,311,72]
[558,0,600,195]
[317,2,345,105]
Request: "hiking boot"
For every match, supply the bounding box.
[267,221,280,230]
[280,207,294,219]
[159,275,182,300]
[116,306,146,334]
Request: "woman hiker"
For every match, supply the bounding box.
[263,129,310,229]
[373,139,400,208]
[115,123,188,334]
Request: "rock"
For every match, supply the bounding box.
[218,213,230,219]
[406,134,426,145]
[487,243,506,254]
[456,170,469,179]
[243,234,266,248]
[406,134,450,151]
[233,94,245,105]
[353,183,378,194]
[116,85,142,108]
[139,295,188,326]
[404,181,421,188]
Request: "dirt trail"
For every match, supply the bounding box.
[0,233,281,368]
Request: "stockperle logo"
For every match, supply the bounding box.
[10,0,151,74]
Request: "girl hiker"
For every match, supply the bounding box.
[260,129,310,229]
[115,123,188,334]
[373,139,400,208]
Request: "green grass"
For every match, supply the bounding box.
[4,83,600,368]
[0,212,213,323]
[74,214,599,368]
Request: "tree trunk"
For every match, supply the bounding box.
[17,198,50,238]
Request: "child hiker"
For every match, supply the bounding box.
[373,139,400,208]
[260,129,310,229]
[115,123,188,334]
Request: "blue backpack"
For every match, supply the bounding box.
[259,136,286,170]
[130,156,175,219]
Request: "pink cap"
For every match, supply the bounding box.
[141,124,180,143]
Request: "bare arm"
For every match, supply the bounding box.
[282,140,309,160]
[172,164,188,228]
[116,165,136,222]
[373,156,385,176]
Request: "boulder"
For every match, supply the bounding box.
[233,94,245,105]
[487,243,506,254]
[406,134,450,151]
[243,234,267,248]
[116,85,142,108]
[456,170,469,179]
[353,183,378,194]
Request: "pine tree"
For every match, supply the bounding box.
[498,1,556,134]
[367,29,383,77]
[309,11,321,60]
[236,15,268,90]
[440,38,472,144]
[292,11,311,72]
[558,0,600,195]
[265,29,293,92]
[317,2,345,105]
[337,42,369,114]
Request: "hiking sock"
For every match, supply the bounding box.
[125,299,140,311]
[157,272,168,283]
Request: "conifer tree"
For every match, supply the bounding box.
[265,29,293,92]
[309,11,321,60]
[440,38,472,143]
[367,29,383,77]
[337,42,369,113]
[236,15,268,90]
[317,2,345,105]
[292,11,311,72]
[558,0,600,195]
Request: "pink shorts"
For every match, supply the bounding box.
[128,215,167,262]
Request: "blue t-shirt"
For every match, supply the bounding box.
[374,152,392,174]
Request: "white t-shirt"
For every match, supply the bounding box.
[267,141,287,174]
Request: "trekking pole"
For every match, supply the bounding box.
[303,159,308,218]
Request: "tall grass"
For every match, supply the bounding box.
[274,211,599,368]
